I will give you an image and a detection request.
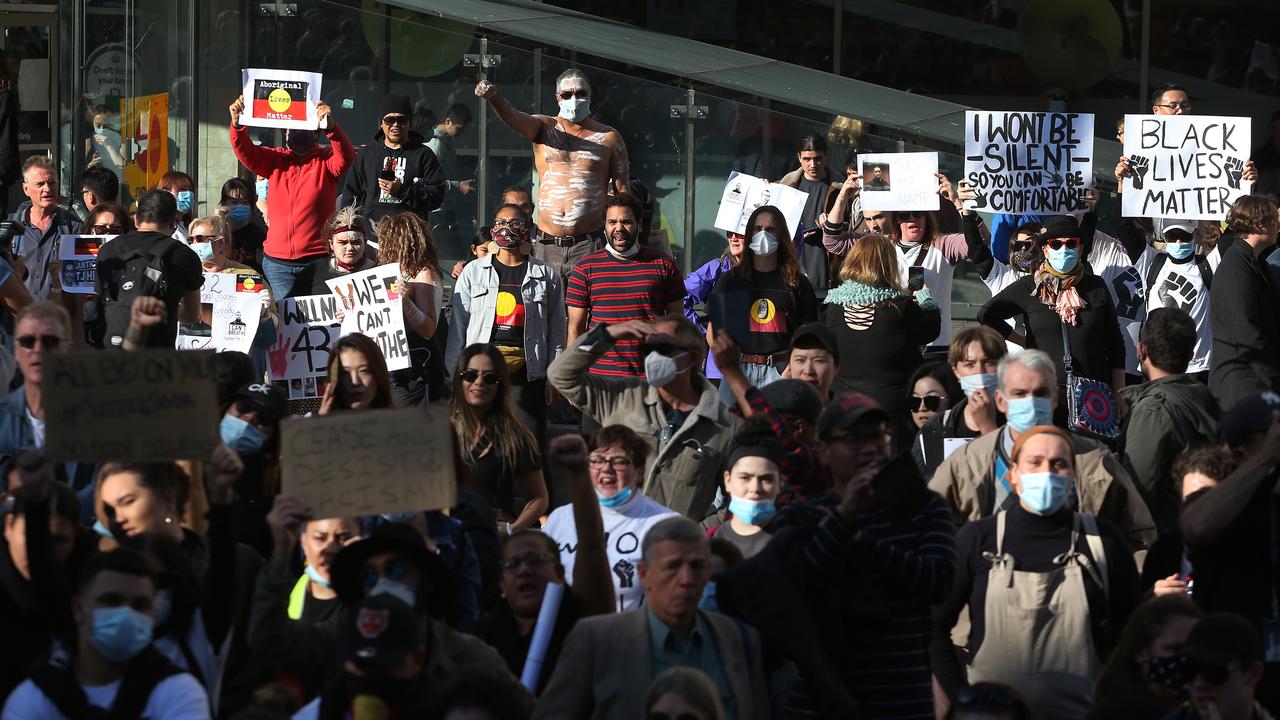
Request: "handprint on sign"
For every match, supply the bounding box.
[1128,156,1151,190]
[1224,157,1244,190]
[970,186,989,209]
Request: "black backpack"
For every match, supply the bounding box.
[97,235,175,348]
[27,644,185,719]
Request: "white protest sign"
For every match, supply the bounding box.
[326,264,410,372]
[964,111,1095,214]
[1121,114,1252,221]
[211,292,261,355]
[240,68,322,130]
[176,271,267,353]
[267,294,342,400]
[857,152,940,212]
[713,172,811,236]
[57,235,110,294]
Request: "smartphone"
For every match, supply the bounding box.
[907,266,925,292]
[378,169,397,182]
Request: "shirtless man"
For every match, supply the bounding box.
[476,69,629,280]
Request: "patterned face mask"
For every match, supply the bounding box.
[1011,246,1042,275]
[1147,653,1191,694]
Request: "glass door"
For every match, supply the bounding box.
[0,11,57,211]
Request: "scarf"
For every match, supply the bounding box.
[824,278,905,306]
[1032,261,1086,326]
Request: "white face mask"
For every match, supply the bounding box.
[644,351,687,388]
[558,96,590,123]
[749,230,779,256]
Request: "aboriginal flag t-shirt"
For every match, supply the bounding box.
[491,259,528,346]
[709,268,819,356]
[252,79,308,123]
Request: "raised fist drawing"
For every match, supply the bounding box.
[1158,273,1198,312]
[1128,155,1151,190]
[1225,157,1244,190]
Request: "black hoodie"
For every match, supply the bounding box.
[338,128,445,222]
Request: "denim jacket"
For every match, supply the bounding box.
[0,387,96,521]
[446,253,567,379]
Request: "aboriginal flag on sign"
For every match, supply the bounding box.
[237,275,265,293]
[251,80,308,122]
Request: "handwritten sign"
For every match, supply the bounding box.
[177,272,265,353]
[240,68,322,130]
[44,350,218,461]
[1121,114,1252,220]
[280,406,458,518]
[326,264,410,372]
[964,111,1095,214]
[856,152,940,212]
[713,171,811,237]
[267,294,342,399]
[58,235,110,294]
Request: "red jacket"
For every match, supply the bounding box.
[230,124,355,260]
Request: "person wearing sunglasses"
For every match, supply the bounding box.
[978,215,1128,422]
[1160,613,1269,720]
[449,344,547,536]
[913,327,1007,482]
[905,361,963,432]
[448,203,566,442]
[475,69,630,281]
[230,92,355,299]
[338,92,445,228]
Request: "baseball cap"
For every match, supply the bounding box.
[1181,612,1263,668]
[1220,392,1280,448]
[790,322,840,365]
[340,594,421,672]
[760,380,824,425]
[1162,221,1196,237]
[1040,215,1081,240]
[231,382,288,424]
[816,392,887,440]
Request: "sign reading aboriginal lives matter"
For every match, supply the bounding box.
[44,350,218,462]
[856,152,941,212]
[240,68,322,130]
[1121,114,1252,221]
[326,264,410,372]
[964,111,1095,215]
[280,406,457,519]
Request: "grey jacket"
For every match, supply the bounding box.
[446,253,566,379]
[548,328,741,519]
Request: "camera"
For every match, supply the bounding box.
[0,220,25,257]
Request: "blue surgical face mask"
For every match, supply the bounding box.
[227,204,252,224]
[175,191,194,214]
[304,564,332,589]
[728,495,776,526]
[1047,245,1079,273]
[220,413,267,454]
[698,580,718,611]
[1017,471,1071,515]
[90,606,154,662]
[596,485,634,509]
[1165,241,1195,260]
[1005,395,1053,432]
[192,241,215,262]
[255,179,269,200]
[959,372,998,399]
[748,230,779,256]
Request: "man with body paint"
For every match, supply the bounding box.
[476,69,630,281]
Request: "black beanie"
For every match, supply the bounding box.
[378,93,412,120]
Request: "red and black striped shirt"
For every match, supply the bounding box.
[566,247,684,377]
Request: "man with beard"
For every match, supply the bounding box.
[338,93,446,224]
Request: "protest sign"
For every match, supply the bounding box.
[1121,114,1252,220]
[57,235,110,294]
[326,263,410,372]
[240,68,321,130]
[267,294,342,399]
[713,172,810,236]
[44,350,218,462]
[857,152,940,212]
[280,406,457,518]
[176,272,266,353]
[964,110,1095,214]
[211,292,262,355]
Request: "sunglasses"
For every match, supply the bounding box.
[640,342,686,358]
[908,395,944,412]
[459,368,500,386]
[381,115,410,126]
[501,551,554,572]
[1046,238,1080,250]
[898,210,926,219]
[1164,231,1194,243]
[1157,102,1192,111]
[189,235,221,244]
[558,89,589,100]
[16,334,63,350]
[648,714,702,720]
[90,223,124,234]
[1011,241,1033,252]
[1189,661,1233,686]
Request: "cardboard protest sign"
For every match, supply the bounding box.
[176,272,266,353]
[44,350,218,462]
[280,406,457,518]
[1121,114,1252,220]
[964,111,1095,214]
[57,235,110,294]
[267,294,342,400]
[326,264,410,372]
[240,68,321,130]
[857,152,940,212]
[713,172,811,237]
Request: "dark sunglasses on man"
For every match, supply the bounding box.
[16,334,63,350]
[381,114,410,127]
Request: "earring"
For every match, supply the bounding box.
[163,516,173,525]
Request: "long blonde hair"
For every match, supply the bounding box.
[376,211,440,279]
[838,233,903,290]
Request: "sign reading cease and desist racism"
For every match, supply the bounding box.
[964,111,1095,215]
[1121,114,1252,221]
[240,68,322,130]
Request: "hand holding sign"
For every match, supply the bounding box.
[240,68,323,130]
[1120,114,1252,220]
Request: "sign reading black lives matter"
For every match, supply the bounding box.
[964,111,1095,215]
[1121,114,1251,221]
[240,68,322,130]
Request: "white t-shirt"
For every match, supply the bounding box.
[2,672,210,720]
[25,407,44,448]
[1135,245,1221,374]
[542,493,679,612]
[895,243,954,347]
[1089,233,1145,374]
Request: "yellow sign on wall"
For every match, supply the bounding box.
[121,92,170,193]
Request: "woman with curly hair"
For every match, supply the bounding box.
[292,205,376,297]
[377,211,445,404]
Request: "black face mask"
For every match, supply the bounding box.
[1011,246,1043,275]
[347,674,417,708]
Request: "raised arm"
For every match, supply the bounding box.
[1182,422,1280,546]
[609,132,630,195]
[475,81,545,142]
[200,444,243,649]
[549,435,615,616]
[228,96,284,177]
[320,103,357,178]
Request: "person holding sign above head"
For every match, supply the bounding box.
[706,204,818,403]
[229,93,355,300]
[376,211,446,405]
[338,93,446,225]
[318,333,396,414]
[294,206,376,298]
[450,344,548,537]
[448,202,566,451]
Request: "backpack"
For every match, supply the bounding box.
[27,644,185,720]
[97,235,175,348]
[1144,251,1214,296]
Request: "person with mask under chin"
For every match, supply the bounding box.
[931,425,1140,720]
[228,93,356,299]
[706,204,818,404]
